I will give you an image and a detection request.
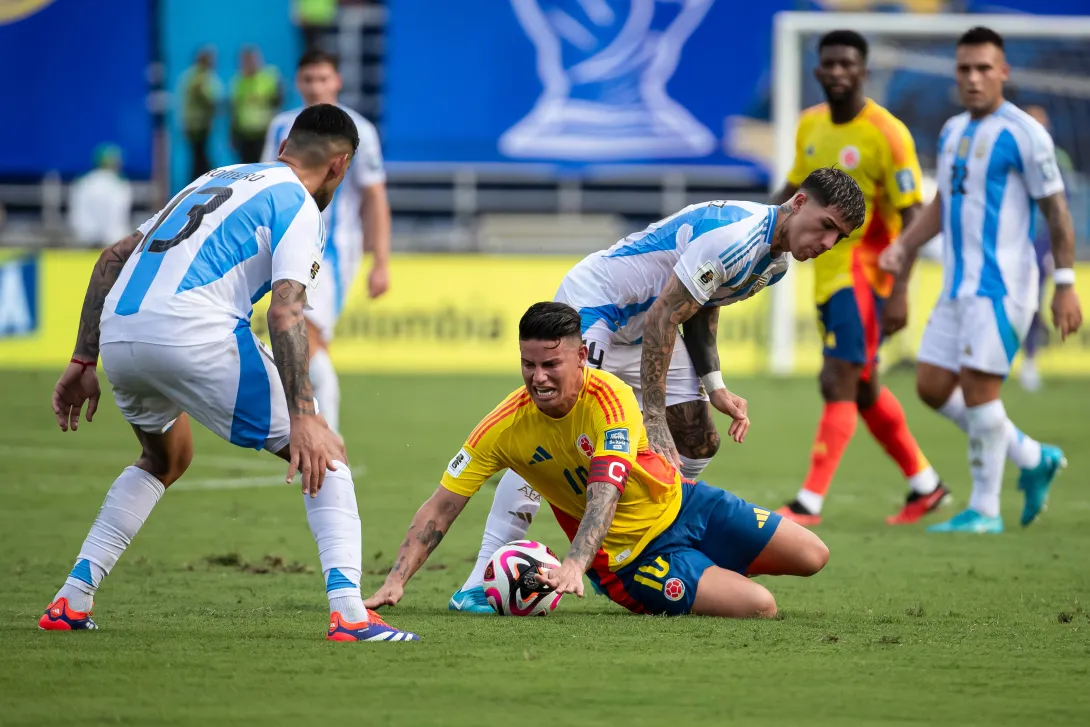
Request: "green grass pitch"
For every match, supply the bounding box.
[2,370,1089,726]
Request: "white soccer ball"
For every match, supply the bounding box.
[482,540,564,616]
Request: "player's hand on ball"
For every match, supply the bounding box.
[52,360,100,432]
[287,415,347,497]
[535,560,585,598]
[368,264,390,299]
[882,289,909,336]
[364,581,404,609]
[644,414,682,470]
[878,241,906,275]
[709,389,749,443]
[1052,285,1083,341]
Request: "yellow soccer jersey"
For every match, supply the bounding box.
[440,368,683,571]
[787,99,924,303]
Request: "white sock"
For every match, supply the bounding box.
[937,388,1042,470]
[460,470,541,591]
[304,462,366,623]
[56,466,166,612]
[310,347,341,434]
[908,467,940,495]
[966,401,1008,519]
[678,455,712,481]
[795,488,824,515]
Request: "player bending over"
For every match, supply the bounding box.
[43,105,417,642]
[769,30,950,527]
[262,49,392,434]
[880,27,1082,533]
[367,303,829,618]
[449,167,863,613]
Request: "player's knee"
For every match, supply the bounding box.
[818,361,857,402]
[801,538,830,576]
[751,586,777,619]
[916,377,948,411]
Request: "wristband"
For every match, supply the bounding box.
[70,357,96,371]
[701,371,726,393]
[1054,268,1076,286]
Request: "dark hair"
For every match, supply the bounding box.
[800,167,867,231]
[285,104,359,160]
[958,26,1004,50]
[818,30,868,61]
[519,302,582,342]
[297,49,339,72]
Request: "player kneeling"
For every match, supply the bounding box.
[367,303,828,617]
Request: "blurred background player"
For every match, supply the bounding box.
[1019,105,1077,392]
[771,30,949,527]
[881,27,1082,534]
[368,302,830,619]
[449,168,865,613]
[263,49,391,433]
[42,105,416,642]
[180,47,223,180]
[231,47,283,163]
[67,144,133,248]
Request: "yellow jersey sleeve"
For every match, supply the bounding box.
[439,390,530,497]
[872,111,924,211]
[585,372,641,467]
[786,112,815,188]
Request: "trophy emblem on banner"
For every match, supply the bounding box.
[500,0,717,161]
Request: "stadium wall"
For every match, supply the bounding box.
[3,251,1090,376]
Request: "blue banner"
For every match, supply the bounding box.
[385,0,791,180]
[0,0,152,179]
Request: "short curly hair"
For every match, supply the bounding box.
[800,167,867,232]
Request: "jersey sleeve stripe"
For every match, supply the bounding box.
[586,387,617,425]
[587,380,626,423]
[467,392,531,446]
[865,107,911,167]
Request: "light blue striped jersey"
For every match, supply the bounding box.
[559,201,788,342]
[936,101,1064,305]
[101,162,324,346]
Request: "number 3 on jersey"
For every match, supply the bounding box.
[116,185,235,316]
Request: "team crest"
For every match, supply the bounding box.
[974,142,987,159]
[838,145,860,169]
[576,433,594,458]
[664,577,685,602]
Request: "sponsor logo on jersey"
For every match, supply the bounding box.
[958,137,971,159]
[896,169,916,195]
[838,145,860,169]
[663,577,685,602]
[0,255,38,338]
[446,448,472,477]
[603,428,630,453]
[614,548,632,564]
[753,507,771,529]
[577,433,594,458]
[691,261,717,296]
[528,446,553,465]
[1040,156,1059,181]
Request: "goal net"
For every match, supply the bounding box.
[767,11,1090,375]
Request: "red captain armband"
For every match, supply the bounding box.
[587,455,630,494]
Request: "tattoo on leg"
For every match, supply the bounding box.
[666,401,720,459]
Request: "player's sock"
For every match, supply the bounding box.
[678,455,712,481]
[937,388,1042,469]
[54,466,166,613]
[860,387,938,495]
[966,400,1008,519]
[794,401,858,514]
[304,463,366,623]
[461,470,541,592]
[310,347,341,434]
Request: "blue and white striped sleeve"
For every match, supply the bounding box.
[1017,118,1064,200]
[673,215,766,304]
[270,188,323,296]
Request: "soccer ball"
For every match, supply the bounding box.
[482,540,564,616]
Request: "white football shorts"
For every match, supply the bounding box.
[917,295,1034,377]
[101,323,291,452]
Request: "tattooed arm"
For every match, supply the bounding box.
[537,481,621,598]
[680,306,720,377]
[365,486,471,608]
[267,279,346,495]
[52,231,142,432]
[1038,192,1082,340]
[641,274,703,466]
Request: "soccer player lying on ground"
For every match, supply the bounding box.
[366,303,830,618]
[42,105,417,642]
[449,166,864,613]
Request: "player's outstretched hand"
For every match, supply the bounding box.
[52,360,100,433]
[368,264,390,299]
[878,241,906,275]
[287,414,347,497]
[1052,285,1083,342]
[644,414,682,470]
[364,581,404,609]
[709,388,750,443]
[535,561,585,598]
[882,289,909,336]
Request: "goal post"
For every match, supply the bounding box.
[767,11,1090,375]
